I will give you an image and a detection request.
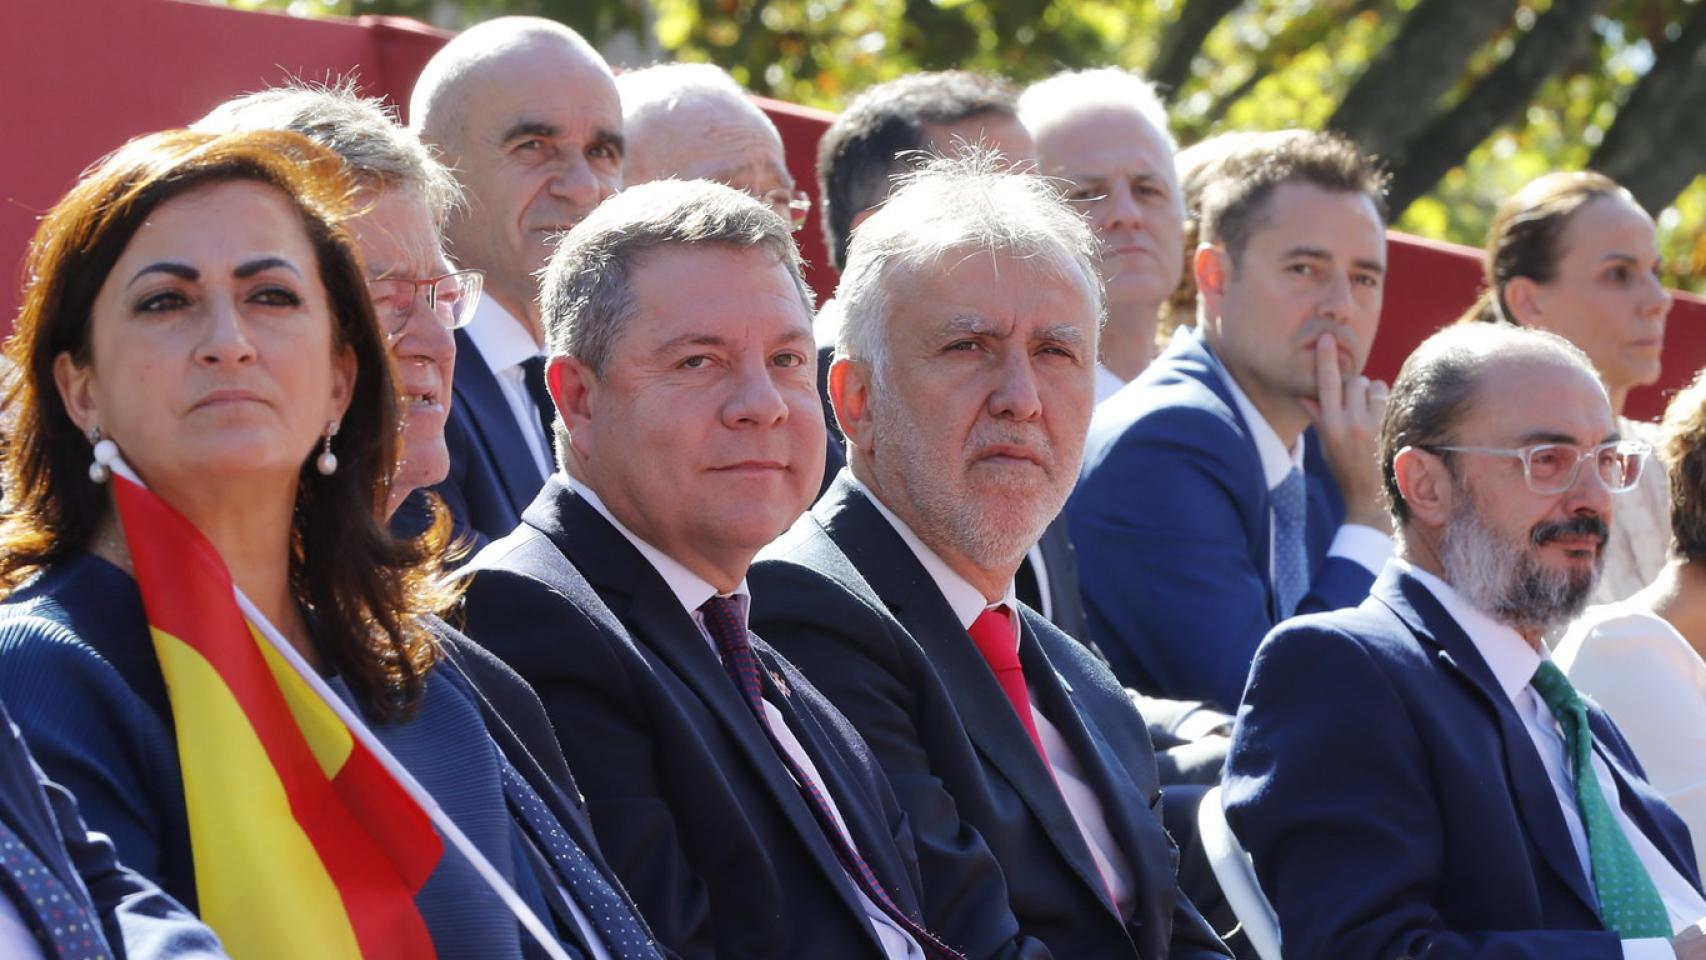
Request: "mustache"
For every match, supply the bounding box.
[1530,514,1609,547]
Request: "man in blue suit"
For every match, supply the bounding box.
[411,17,625,548]
[0,698,223,959]
[1069,131,1394,709]
[751,152,1228,959]
[458,178,1042,960]
[1225,323,1706,959]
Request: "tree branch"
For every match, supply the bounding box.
[1149,0,1245,102]
[1588,2,1706,214]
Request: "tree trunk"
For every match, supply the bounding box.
[1150,0,1245,102]
[1589,2,1706,214]
[1327,0,1519,159]
[1383,0,1608,216]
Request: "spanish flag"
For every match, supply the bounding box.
[111,471,442,959]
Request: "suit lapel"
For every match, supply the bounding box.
[1590,718,1704,891]
[816,477,1120,913]
[453,329,546,512]
[1376,570,1600,916]
[544,486,879,929]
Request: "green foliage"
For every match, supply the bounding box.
[212,0,1705,291]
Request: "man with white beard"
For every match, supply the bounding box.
[1224,322,1706,960]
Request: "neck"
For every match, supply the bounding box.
[1204,323,1308,446]
[850,457,1019,604]
[1608,384,1629,419]
[1099,300,1160,382]
[105,479,321,671]
[1633,558,1706,661]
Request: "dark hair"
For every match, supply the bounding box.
[1661,368,1706,563]
[2,128,451,719]
[1197,130,1388,268]
[1458,170,1627,325]
[1378,323,1592,526]
[816,70,1018,271]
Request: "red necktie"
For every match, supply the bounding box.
[969,606,1048,760]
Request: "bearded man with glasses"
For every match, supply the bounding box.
[1224,321,1706,960]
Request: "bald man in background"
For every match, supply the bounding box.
[408,17,624,548]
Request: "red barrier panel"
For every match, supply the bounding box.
[3,0,1699,419]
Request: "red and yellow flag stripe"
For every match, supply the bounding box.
[112,474,441,959]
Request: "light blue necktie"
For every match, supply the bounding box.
[1271,468,1310,620]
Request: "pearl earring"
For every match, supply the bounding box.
[316,420,339,476]
[87,428,118,484]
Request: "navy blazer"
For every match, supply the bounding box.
[750,475,1230,960]
[423,328,550,551]
[457,476,938,960]
[0,700,222,959]
[1068,327,1374,709]
[1224,565,1703,960]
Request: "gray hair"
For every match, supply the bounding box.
[617,63,782,184]
[541,178,813,457]
[1018,68,1179,204]
[1379,323,1600,528]
[195,79,461,227]
[834,148,1103,384]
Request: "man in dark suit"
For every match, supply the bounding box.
[750,151,1228,959]
[1069,131,1394,709]
[457,178,1043,960]
[410,17,625,548]
[0,698,223,958]
[1226,323,1706,959]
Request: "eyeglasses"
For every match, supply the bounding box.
[366,269,485,333]
[759,188,812,231]
[1421,440,1651,494]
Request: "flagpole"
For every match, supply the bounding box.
[113,459,575,960]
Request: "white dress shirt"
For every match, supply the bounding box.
[571,479,925,960]
[464,297,553,480]
[1093,363,1128,406]
[1405,562,1706,959]
[1207,352,1392,581]
[855,477,1138,919]
[0,896,47,960]
[1557,604,1706,872]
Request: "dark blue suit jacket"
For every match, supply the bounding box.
[750,476,1229,960]
[1224,565,1703,960]
[0,700,221,959]
[420,328,550,552]
[1068,328,1374,709]
[457,477,938,960]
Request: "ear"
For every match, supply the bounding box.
[828,355,874,453]
[1194,243,1229,317]
[1503,276,1544,326]
[328,343,357,423]
[53,351,98,435]
[548,354,597,457]
[1393,446,1452,529]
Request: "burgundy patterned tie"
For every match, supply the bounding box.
[698,596,964,960]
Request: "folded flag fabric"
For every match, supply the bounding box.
[111,472,442,959]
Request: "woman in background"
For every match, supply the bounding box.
[1465,170,1674,602]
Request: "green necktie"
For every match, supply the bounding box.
[1530,660,1673,938]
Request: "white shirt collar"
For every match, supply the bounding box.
[1397,558,1541,703]
[1205,345,1305,490]
[570,475,751,617]
[463,295,542,376]
[850,475,1017,632]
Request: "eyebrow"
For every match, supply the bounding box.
[1035,323,1086,346]
[126,257,298,290]
[1282,246,1386,276]
[500,120,558,144]
[1515,429,1621,446]
[592,127,625,159]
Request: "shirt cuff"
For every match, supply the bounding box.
[1622,938,1676,960]
[1327,524,1393,576]
[1174,706,1235,740]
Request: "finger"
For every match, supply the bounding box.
[1314,334,1343,420]
[1366,378,1390,420]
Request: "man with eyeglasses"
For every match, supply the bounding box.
[616,63,812,232]
[1224,321,1706,960]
